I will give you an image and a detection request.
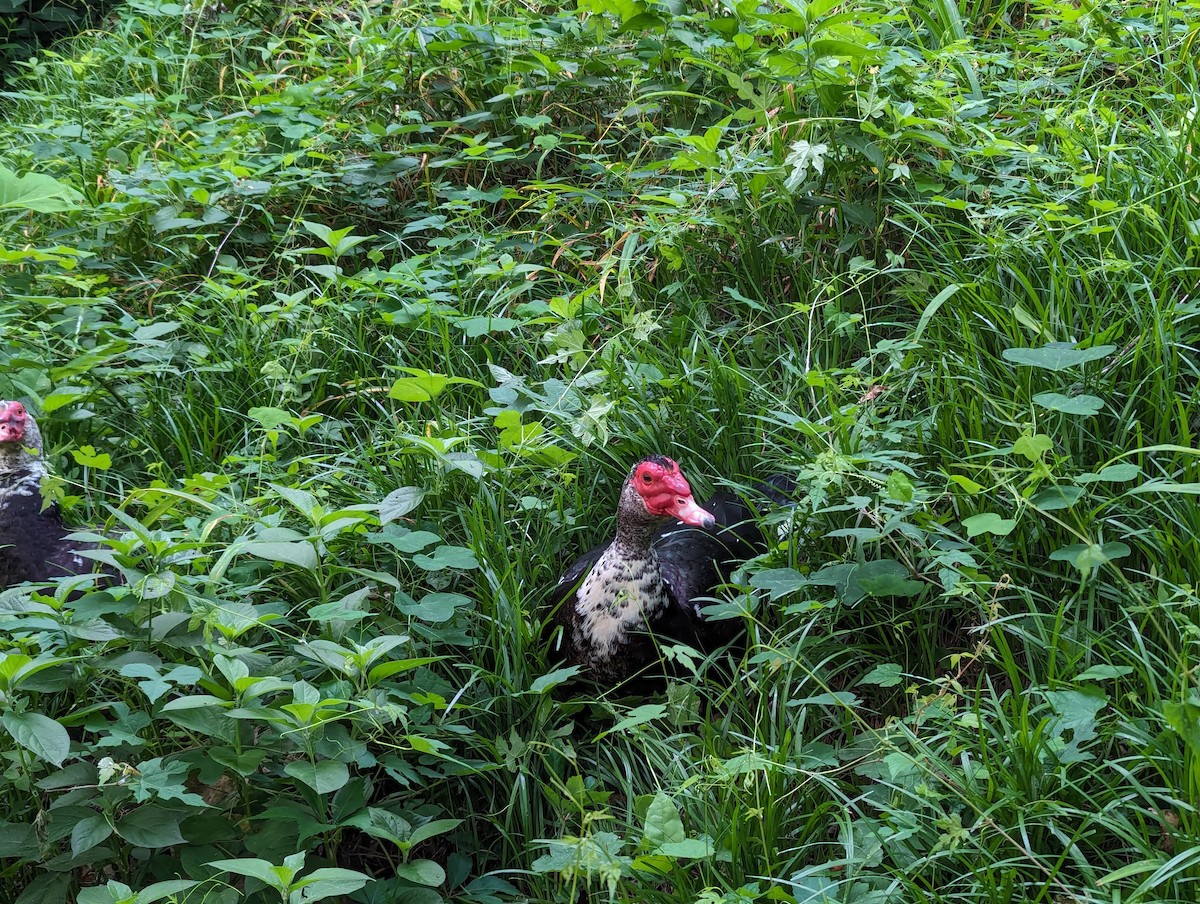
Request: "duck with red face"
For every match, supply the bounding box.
[0,401,105,588]
[549,455,789,688]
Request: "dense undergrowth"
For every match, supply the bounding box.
[1,0,1199,901]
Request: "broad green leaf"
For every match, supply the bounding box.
[379,486,425,523]
[1076,463,1141,483]
[247,406,293,430]
[2,711,70,766]
[1030,486,1085,511]
[242,540,318,570]
[962,513,1016,538]
[389,373,449,402]
[71,446,113,469]
[1130,480,1200,495]
[1049,541,1131,573]
[396,591,469,622]
[413,545,478,571]
[71,813,114,858]
[747,567,807,600]
[393,859,445,887]
[114,806,186,848]
[1075,664,1133,681]
[289,868,373,901]
[853,559,924,597]
[207,858,287,889]
[643,792,686,849]
[1002,343,1116,371]
[0,164,84,212]
[860,663,903,687]
[1013,433,1053,461]
[657,838,714,859]
[529,665,582,694]
[1032,392,1104,416]
[285,760,349,794]
[408,818,463,847]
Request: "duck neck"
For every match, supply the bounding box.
[610,481,663,558]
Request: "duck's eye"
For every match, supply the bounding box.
[642,473,653,483]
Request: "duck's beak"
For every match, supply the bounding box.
[673,495,716,528]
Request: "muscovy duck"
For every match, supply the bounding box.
[549,455,789,687]
[0,401,107,588]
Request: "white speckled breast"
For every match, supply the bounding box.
[573,545,668,659]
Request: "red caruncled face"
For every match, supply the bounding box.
[0,402,28,444]
[631,457,715,527]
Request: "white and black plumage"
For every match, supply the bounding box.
[549,455,790,688]
[0,401,105,588]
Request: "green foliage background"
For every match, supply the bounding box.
[1,0,1199,901]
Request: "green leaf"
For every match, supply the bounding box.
[657,838,713,859]
[1013,433,1053,461]
[1002,343,1116,371]
[962,513,1016,538]
[1032,392,1104,416]
[379,486,426,523]
[747,567,807,600]
[412,545,478,571]
[242,540,318,570]
[1075,664,1133,681]
[394,859,445,887]
[853,559,924,598]
[643,791,686,848]
[395,591,469,622]
[885,470,914,502]
[389,373,449,402]
[1130,480,1200,495]
[0,164,84,212]
[597,704,667,739]
[1049,542,1131,573]
[1076,463,1141,483]
[207,858,287,890]
[1030,486,1085,511]
[285,760,349,794]
[860,663,903,687]
[247,406,293,430]
[408,818,463,847]
[71,814,114,858]
[70,445,113,469]
[2,711,70,766]
[529,666,582,694]
[114,806,186,848]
